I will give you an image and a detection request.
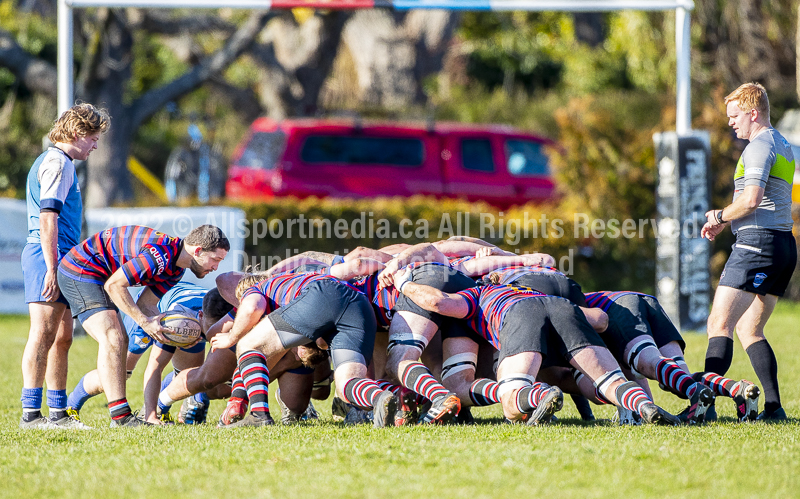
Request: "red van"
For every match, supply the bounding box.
[225,118,556,207]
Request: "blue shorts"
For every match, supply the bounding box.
[124,314,206,355]
[22,243,69,306]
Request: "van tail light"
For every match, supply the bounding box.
[270,172,283,192]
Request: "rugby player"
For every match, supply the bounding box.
[701,82,796,421]
[210,271,396,428]
[20,103,109,429]
[56,224,229,426]
[585,291,761,423]
[393,268,681,425]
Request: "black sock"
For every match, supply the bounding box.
[570,394,595,420]
[746,340,781,414]
[22,410,42,423]
[705,337,734,375]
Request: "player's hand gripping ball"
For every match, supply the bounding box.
[159,305,202,347]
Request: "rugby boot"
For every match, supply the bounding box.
[301,401,319,421]
[110,412,152,428]
[570,394,596,421]
[19,415,58,430]
[613,405,642,426]
[221,412,275,428]
[526,386,563,426]
[50,413,92,430]
[419,392,461,425]
[453,406,475,425]
[704,403,717,423]
[275,389,302,425]
[638,402,681,426]
[756,407,787,422]
[217,397,248,427]
[178,393,209,425]
[331,396,350,422]
[372,390,399,429]
[156,405,175,425]
[394,387,419,427]
[732,380,760,422]
[677,385,715,425]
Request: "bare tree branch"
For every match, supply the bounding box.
[0,29,57,99]
[207,76,264,123]
[129,10,272,130]
[129,9,236,35]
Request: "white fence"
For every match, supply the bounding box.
[0,200,245,314]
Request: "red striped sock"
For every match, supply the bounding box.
[656,358,697,398]
[343,378,383,410]
[400,362,449,402]
[469,378,499,406]
[239,351,270,416]
[231,367,247,401]
[615,381,651,413]
[515,382,549,413]
[108,398,131,420]
[694,372,737,397]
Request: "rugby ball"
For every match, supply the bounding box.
[159,309,202,346]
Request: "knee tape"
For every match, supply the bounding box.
[626,338,657,379]
[571,368,586,385]
[126,370,134,380]
[593,369,626,400]
[313,375,333,390]
[387,332,429,356]
[497,373,535,398]
[331,349,366,370]
[441,352,478,380]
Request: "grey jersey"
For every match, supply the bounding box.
[732,128,795,232]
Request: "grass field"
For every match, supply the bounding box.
[1,304,799,499]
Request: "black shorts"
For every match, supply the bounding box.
[602,294,685,367]
[498,296,605,366]
[719,229,797,296]
[56,271,117,323]
[509,273,587,306]
[272,279,377,363]
[393,263,477,336]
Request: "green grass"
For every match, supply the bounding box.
[1,304,800,498]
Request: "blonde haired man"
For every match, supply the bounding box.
[20,103,110,429]
[700,82,796,421]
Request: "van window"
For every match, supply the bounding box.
[505,139,550,176]
[238,131,286,170]
[301,135,424,167]
[461,139,495,172]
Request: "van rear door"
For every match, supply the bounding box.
[226,124,287,200]
[501,134,556,203]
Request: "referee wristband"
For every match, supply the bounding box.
[716,209,725,224]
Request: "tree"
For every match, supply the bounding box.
[0,6,270,207]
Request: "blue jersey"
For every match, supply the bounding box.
[123,281,208,354]
[26,147,82,252]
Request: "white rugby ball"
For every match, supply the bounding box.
[160,309,202,347]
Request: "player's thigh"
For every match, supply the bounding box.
[172,349,206,371]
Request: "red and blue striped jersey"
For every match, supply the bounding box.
[241,272,345,315]
[455,284,546,349]
[584,291,655,312]
[492,265,565,285]
[448,256,473,268]
[59,225,184,298]
[352,273,399,330]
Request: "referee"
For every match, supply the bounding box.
[701,82,796,421]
